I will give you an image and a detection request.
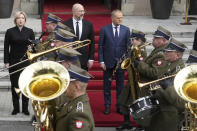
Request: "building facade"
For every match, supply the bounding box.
[13,0,196,16]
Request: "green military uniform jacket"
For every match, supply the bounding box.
[55,94,95,131]
[137,44,169,81]
[146,58,186,131]
[34,32,55,53]
[133,44,171,126]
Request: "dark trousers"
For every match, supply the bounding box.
[9,64,29,112]
[103,67,125,109]
[11,87,29,112]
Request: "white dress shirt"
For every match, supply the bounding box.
[112,23,120,37]
[73,18,82,40]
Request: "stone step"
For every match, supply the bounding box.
[0,81,11,88]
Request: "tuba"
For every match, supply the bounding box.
[174,64,197,131]
[18,61,70,131]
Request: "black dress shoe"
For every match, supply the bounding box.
[104,107,111,115]
[117,108,122,115]
[22,110,30,115]
[11,110,19,115]
[132,127,145,131]
[116,121,133,130]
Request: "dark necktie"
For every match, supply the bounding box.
[114,26,118,40]
[76,21,79,40]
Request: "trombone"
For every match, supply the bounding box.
[138,74,176,89]
[0,39,91,79]
[0,38,56,73]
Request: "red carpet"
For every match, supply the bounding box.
[44,1,110,13]
[43,0,134,127]
[88,91,137,127]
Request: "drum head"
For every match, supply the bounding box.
[130,96,160,119]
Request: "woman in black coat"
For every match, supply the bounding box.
[4,11,35,115]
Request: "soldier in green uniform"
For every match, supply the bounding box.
[33,14,61,53]
[45,13,61,42]
[136,26,172,81]
[37,28,77,61]
[58,48,81,68]
[55,47,81,106]
[55,64,95,131]
[146,38,187,131]
[56,22,72,32]
[34,14,75,53]
[132,26,172,128]
[116,29,147,130]
[186,49,197,64]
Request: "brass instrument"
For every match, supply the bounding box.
[0,39,91,79]
[138,74,176,89]
[114,42,151,75]
[174,64,197,131]
[132,42,152,60]
[120,42,152,101]
[0,38,55,73]
[27,39,91,62]
[121,58,138,100]
[18,61,70,131]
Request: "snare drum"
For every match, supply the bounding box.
[130,96,160,119]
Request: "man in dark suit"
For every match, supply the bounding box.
[98,9,130,115]
[63,3,95,70]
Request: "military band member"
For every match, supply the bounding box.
[186,49,197,64]
[55,48,82,106]
[58,48,81,68]
[146,38,187,131]
[133,26,172,128]
[34,14,61,53]
[56,22,72,32]
[136,26,172,81]
[54,28,76,47]
[53,29,81,107]
[55,64,95,131]
[116,29,147,131]
[45,13,61,42]
[39,28,76,61]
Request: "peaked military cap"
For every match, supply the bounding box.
[130,29,146,42]
[186,50,197,63]
[68,64,91,83]
[56,22,72,32]
[56,28,76,42]
[164,38,187,53]
[58,48,81,62]
[153,26,172,40]
[46,13,61,24]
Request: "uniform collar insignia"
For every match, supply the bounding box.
[76,101,84,112]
